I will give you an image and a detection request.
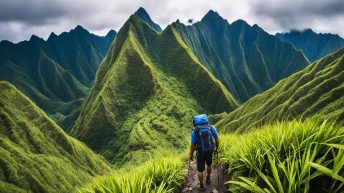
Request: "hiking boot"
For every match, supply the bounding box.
[206,175,211,184]
[197,183,205,192]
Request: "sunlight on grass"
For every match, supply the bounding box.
[77,156,186,193]
[219,119,344,193]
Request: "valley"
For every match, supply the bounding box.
[0,6,343,193]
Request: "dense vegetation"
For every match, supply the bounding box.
[77,156,185,193]
[217,48,344,133]
[0,26,116,129]
[70,15,238,167]
[173,10,309,102]
[0,81,111,193]
[277,29,344,62]
[219,120,344,193]
[1,7,343,193]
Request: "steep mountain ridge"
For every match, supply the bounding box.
[0,81,111,193]
[44,26,116,86]
[134,7,162,32]
[173,10,310,102]
[0,27,116,129]
[71,15,238,167]
[277,29,344,62]
[217,48,344,133]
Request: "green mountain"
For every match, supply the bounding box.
[217,48,344,133]
[134,7,162,32]
[0,27,116,130]
[0,81,111,193]
[277,29,344,62]
[70,15,238,167]
[173,10,310,103]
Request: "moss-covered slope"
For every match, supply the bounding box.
[217,48,344,133]
[70,15,238,167]
[0,81,111,193]
[173,10,310,103]
[0,27,116,130]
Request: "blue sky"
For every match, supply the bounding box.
[1,0,343,42]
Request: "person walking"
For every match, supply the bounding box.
[189,114,219,191]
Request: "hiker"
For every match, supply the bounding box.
[189,114,219,191]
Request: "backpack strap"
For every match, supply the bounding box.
[193,127,202,152]
[209,125,214,132]
[193,127,201,140]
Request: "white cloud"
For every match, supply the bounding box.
[0,0,343,42]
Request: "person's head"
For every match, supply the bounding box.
[193,114,209,127]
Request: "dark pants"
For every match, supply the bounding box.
[196,151,213,172]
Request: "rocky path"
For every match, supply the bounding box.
[181,158,227,193]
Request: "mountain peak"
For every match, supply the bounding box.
[0,39,12,45]
[201,10,225,22]
[231,19,250,27]
[303,28,315,34]
[29,34,43,42]
[72,25,88,33]
[286,28,315,35]
[135,7,149,17]
[205,10,220,18]
[277,28,344,62]
[47,32,58,41]
[134,7,162,32]
[106,30,116,37]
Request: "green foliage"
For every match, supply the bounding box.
[0,81,111,193]
[173,11,309,103]
[277,29,344,62]
[70,15,238,167]
[0,27,116,130]
[208,112,228,125]
[77,156,185,193]
[217,48,344,133]
[219,119,344,193]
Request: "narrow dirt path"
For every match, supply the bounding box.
[181,159,227,193]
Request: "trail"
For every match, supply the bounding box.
[181,159,227,193]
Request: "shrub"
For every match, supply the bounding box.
[77,156,186,193]
[219,119,344,193]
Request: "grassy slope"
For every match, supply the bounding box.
[70,15,238,167]
[0,81,111,193]
[220,120,344,193]
[0,27,116,130]
[277,29,344,62]
[77,156,185,193]
[173,11,309,103]
[217,48,344,133]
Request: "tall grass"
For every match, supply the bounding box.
[219,119,344,193]
[77,156,185,193]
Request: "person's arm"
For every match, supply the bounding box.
[212,126,219,152]
[214,138,219,153]
[189,130,196,160]
[189,144,196,160]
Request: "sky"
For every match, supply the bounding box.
[0,0,343,42]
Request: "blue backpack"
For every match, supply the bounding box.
[193,114,215,154]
